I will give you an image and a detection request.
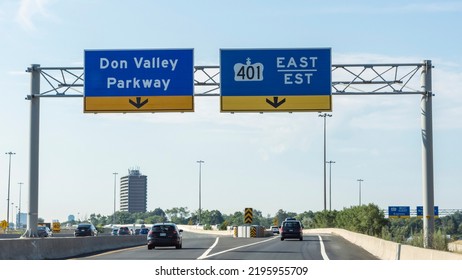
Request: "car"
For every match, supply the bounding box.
[280,219,303,241]
[118,226,131,235]
[37,226,53,237]
[111,228,118,236]
[271,226,279,234]
[74,223,98,237]
[147,223,183,250]
[139,228,149,235]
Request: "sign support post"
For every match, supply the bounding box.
[24,64,41,237]
[421,60,434,248]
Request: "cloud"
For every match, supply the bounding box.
[16,0,53,30]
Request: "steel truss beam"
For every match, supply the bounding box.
[26,63,426,98]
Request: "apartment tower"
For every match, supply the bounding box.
[120,168,147,213]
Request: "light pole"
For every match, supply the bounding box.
[319,113,332,211]
[197,160,204,225]
[327,161,335,211]
[18,182,23,229]
[5,151,15,231]
[357,179,364,206]
[11,203,14,229]
[112,172,118,225]
[15,206,18,230]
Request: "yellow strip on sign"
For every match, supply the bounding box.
[221,95,332,112]
[84,96,194,113]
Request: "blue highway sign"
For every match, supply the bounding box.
[416,206,439,218]
[388,206,411,218]
[84,49,194,112]
[220,48,331,112]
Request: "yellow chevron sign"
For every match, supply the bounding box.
[244,208,253,224]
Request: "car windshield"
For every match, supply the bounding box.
[37,226,46,230]
[152,225,175,232]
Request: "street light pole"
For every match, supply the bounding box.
[197,160,204,225]
[11,203,14,229]
[113,172,118,225]
[15,206,18,230]
[327,161,335,211]
[319,113,332,211]
[18,182,23,228]
[357,179,364,206]
[5,151,15,231]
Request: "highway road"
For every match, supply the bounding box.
[75,231,377,260]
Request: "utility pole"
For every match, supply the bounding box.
[112,172,118,225]
[5,151,15,231]
[357,179,364,206]
[327,161,335,211]
[319,113,332,211]
[197,160,204,224]
[18,182,23,228]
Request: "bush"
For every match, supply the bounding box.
[219,221,230,231]
[408,229,448,250]
[333,204,386,236]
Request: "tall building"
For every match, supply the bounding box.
[120,168,147,213]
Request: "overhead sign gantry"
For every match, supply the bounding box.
[25,55,435,249]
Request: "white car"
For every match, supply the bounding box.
[271,226,279,234]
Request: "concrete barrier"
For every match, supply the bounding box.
[179,225,233,236]
[448,241,462,253]
[306,228,462,260]
[0,235,146,260]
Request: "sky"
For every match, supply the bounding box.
[0,0,461,224]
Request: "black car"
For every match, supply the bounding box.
[147,223,183,249]
[74,223,98,237]
[280,219,303,241]
[118,226,131,235]
[37,226,52,237]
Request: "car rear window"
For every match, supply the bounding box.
[78,224,91,229]
[152,225,175,232]
[283,222,300,228]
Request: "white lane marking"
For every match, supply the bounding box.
[197,237,220,260]
[198,236,278,260]
[318,234,330,260]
